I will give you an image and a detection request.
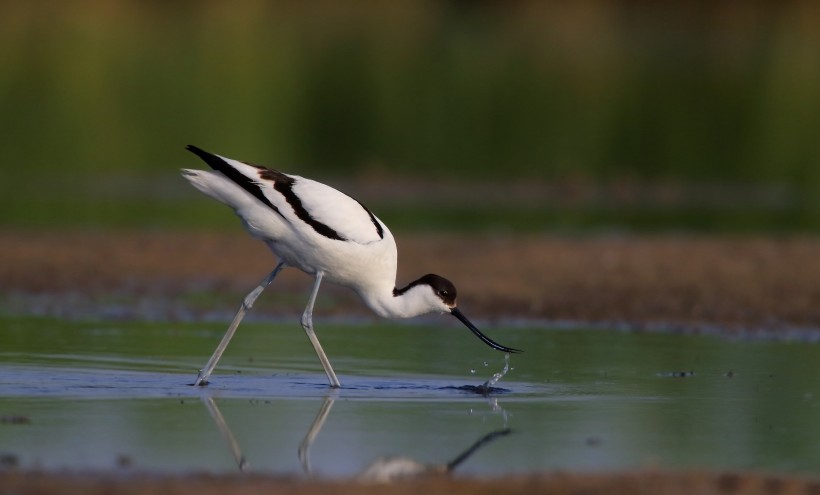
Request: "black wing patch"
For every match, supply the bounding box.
[258,168,346,241]
[356,199,384,240]
[186,145,283,217]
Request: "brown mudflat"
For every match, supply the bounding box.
[2,230,819,332]
[2,470,819,495]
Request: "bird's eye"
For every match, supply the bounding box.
[440,290,448,296]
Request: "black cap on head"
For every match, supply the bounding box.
[393,273,456,305]
[394,274,521,354]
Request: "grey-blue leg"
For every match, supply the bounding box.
[194,262,285,386]
[301,272,341,387]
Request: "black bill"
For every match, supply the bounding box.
[451,307,522,354]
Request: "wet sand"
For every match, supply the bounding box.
[3,230,820,493]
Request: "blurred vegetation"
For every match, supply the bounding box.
[0,1,818,231]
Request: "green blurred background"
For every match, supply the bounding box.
[1,1,818,232]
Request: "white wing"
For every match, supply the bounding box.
[186,146,384,245]
[285,176,384,244]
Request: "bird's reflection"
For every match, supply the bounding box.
[297,392,337,474]
[202,393,511,481]
[202,396,250,472]
[356,427,511,482]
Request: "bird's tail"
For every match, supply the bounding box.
[181,168,249,209]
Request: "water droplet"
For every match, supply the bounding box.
[481,353,511,389]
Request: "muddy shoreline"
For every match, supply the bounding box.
[3,230,818,333]
[3,230,820,492]
[2,469,818,495]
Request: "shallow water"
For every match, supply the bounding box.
[2,316,820,477]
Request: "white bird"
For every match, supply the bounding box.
[181,145,520,388]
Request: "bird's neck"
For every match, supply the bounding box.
[358,285,435,320]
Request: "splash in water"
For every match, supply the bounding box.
[452,353,513,396]
[482,352,510,390]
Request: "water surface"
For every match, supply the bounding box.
[2,316,820,477]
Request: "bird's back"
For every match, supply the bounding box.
[182,146,398,291]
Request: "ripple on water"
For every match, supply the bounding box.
[0,363,541,401]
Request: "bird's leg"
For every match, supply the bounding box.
[301,272,341,388]
[194,262,285,386]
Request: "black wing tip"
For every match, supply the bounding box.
[185,145,229,173]
[186,144,209,158]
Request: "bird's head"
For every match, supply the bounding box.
[395,274,521,354]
